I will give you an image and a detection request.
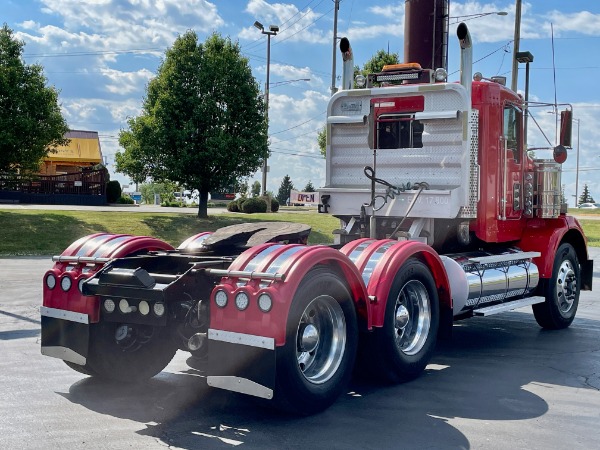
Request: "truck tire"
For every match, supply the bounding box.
[369,258,439,383]
[64,361,97,376]
[274,266,358,415]
[86,321,178,382]
[533,243,580,329]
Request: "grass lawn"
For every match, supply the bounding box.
[1,209,598,256]
[0,210,340,256]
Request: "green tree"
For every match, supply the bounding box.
[237,178,249,198]
[251,180,261,197]
[317,125,326,158]
[361,49,400,77]
[0,24,69,173]
[303,180,315,192]
[579,184,595,205]
[276,174,295,204]
[139,181,178,204]
[116,32,268,218]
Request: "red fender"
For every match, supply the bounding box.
[365,240,452,328]
[210,244,368,346]
[517,216,588,278]
[43,233,174,322]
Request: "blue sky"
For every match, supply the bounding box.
[4,0,600,205]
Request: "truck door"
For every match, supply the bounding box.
[501,103,523,220]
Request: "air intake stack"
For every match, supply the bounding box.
[404,0,449,70]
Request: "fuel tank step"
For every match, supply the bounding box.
[473,297,545,316]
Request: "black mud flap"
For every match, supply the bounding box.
[206,329,276,400]
[41,314,89,366]
[581,257,594,291]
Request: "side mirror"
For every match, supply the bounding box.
[560,110,572,148]
[553,144,568,164]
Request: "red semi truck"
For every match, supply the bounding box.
[41,21,592,414]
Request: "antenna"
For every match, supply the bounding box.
[551,23,558,144]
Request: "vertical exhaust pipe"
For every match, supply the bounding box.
[339,37,353,90]
[457,23,472,101]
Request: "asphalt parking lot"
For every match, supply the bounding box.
[0,250,599,449]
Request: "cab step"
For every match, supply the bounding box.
[473,297,545,316]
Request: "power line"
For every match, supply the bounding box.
[271,126,323,143]
[270,149,322,159]
[270,112,325,135]
[274,6,334,46]
[242,0,324,53]
[449,41,513,75]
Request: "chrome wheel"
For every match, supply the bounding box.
[394,280,431,356]
[555,259,577,315]
[533,243,580,330]
[296,295,346,384]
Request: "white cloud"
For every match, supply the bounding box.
[19,0,223,57]
[543,10,600,37]
[99,68,154,95]
[368,3,403,19]
[258,89,329,191]
[263,63,324,88]
[241,0,330,44]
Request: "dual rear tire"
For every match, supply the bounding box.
[274,260,440,414]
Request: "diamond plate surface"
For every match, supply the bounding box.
[458,109,479,218]
[326,85,472,219]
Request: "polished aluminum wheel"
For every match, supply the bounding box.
[394,280,431,356]
[296,295,346,384]
[555,259,577,315]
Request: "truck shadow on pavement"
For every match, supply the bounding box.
[60,311,600,449]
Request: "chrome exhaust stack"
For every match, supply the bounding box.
[457,23,473,100]
[339,37,354,91]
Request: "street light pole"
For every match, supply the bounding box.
[574,118,581,207]
[511,0,522,92]
[254,21,279,196]
[449,10,507,24]
[331,0,340,96]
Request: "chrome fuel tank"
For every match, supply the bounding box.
[441,250,540,316]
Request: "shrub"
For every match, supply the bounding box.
[241,197,267,214]
[237,197,248,211]
[117,196,134,204]
[106,180,122,203]
[270,197,280,212]
[160,201,181,207]
[226,201,239,212]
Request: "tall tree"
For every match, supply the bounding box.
[579,184,595,205]
[276,174,295,204]
[116,32,268,218]
[0,24,69,173]
[317,126,326,158]
[303,180,315,192]
[361,49,400,77]
[251,180,261,197]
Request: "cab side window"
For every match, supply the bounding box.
[503,105,522,162]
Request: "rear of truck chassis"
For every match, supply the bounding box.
[40,22,593,415]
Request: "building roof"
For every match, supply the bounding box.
[45,129,103,164]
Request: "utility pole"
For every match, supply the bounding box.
[331,0,340,96]
[574,118,581,207]
[511,0,522,92]
[254,21,279,196]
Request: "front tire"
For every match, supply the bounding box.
[274,266,358,415]
[369,258,439,383]
[86,321,178,382]
[533,243,580,329]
